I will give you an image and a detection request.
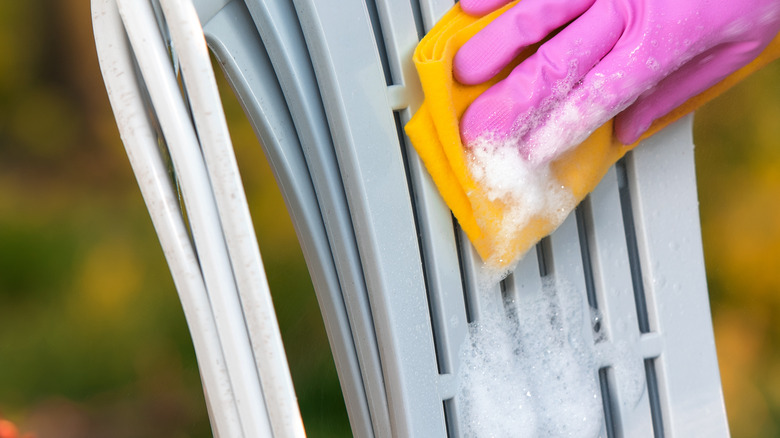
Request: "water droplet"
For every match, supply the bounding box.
[646,57,660,71]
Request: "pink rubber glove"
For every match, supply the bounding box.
[454,0,780,164]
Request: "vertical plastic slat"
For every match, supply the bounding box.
[459,228,504,322]
[588,168,655,437]
[201,3,375,437]
[548,211,609,437]
[92,2,241,435]
[507,248,544,303]
[373,0,468,378]
[158,0,305,434]
[548,212,588,292]
[372,2,469,434]
[115,1,272,435]
[627,115,729,437]
[418,0,454,31]
[294,0,446,435]
[191,0,230,22]
[548,215,597,374]
[242,1,392,435]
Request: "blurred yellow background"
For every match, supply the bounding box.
[0,1,778,437]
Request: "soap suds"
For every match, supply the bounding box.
[463,66,623,269]
[467,137,575,222]
[455,60,657,437]
[457,279,604,438]
[466,138,576,272]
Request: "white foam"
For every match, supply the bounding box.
[466,137,576,272]
[463,60,628,271]
[464,63,633,270]
[454,60,658,438]
[457,279,603,438]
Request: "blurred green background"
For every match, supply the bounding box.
[0,1,779,437]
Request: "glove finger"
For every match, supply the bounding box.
[460,0,514,16]
[460,0,623,144]
[454,0,596,85]
[558,29,698,144]
[614,40,766,144]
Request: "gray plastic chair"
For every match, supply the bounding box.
[94,0,731,436]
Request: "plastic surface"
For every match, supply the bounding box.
[239,0,395,433]
[96,0,731,436]
[92,2,241,435]
[114,1,275,435]
[202,2,377,436]
[156,0,304,435]
[294,0,449,434]
[289,0,729,435]
[95,0,307,436]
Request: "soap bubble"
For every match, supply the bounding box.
[457,279,604,438]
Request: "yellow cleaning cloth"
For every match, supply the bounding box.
[405,2,780,269]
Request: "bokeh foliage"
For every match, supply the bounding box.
[0,0,347,437]
[0,0,778,437]
[695,60,780,438]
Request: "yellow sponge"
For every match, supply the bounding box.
[404,1,780,268]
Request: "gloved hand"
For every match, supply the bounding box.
[454,0,780,164]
